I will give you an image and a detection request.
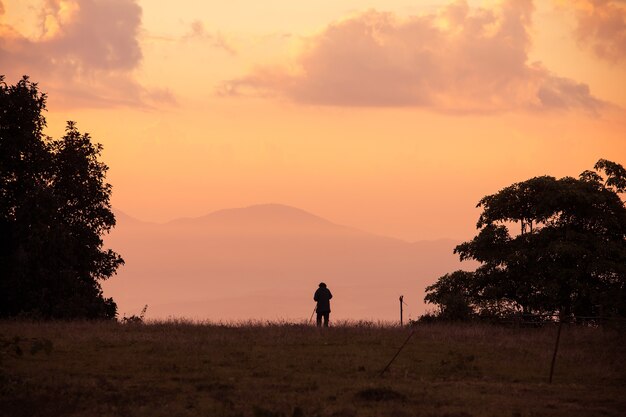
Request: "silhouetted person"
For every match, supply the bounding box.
[314,282,333,327]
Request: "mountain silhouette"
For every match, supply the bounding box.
[103,204,474,321]
[169,203,339,230]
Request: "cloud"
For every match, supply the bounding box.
[183,20,236,55]
[43,0,142,70]
[0,0,173,108]
[571,0,626,63]
[219,0,604,113]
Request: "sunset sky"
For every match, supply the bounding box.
[2,0,625,242]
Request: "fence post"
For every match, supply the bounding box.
[548,315,564,384]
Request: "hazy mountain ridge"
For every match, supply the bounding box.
[103,204,473,321]
[116,204,405,241]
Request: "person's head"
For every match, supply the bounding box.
[319,282,327,288]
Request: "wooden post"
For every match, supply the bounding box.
[549,315,564,384]
[399,295,404,326]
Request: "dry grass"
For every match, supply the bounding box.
[0,320,624,417]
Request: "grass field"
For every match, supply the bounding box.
[1,320,624,417]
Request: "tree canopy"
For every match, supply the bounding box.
[425,159,626,321]
[0,76,123,319]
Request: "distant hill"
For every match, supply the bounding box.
[102,204,475,321]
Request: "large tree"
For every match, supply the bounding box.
[425,160,626,320]
[0,76,123,319]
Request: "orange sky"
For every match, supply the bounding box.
[2,0,625,241]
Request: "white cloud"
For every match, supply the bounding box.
[0,0,174,108]
[220,0,605,114]
[572,0,626,63]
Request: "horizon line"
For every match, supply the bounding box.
[111,203,465,244]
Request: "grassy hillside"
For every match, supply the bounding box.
[1,321,624,417]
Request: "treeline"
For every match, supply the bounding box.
[423,159,626,323]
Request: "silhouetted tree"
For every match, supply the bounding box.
[423,271,475,321]
[425,160,626,320]
[0,75,123,319]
